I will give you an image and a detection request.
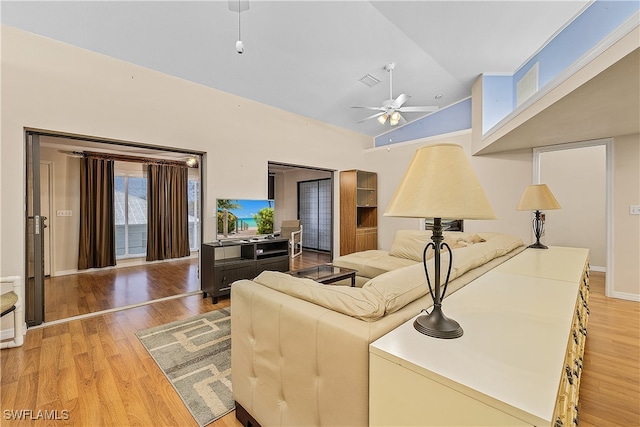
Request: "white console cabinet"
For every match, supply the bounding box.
[369,247,589,427]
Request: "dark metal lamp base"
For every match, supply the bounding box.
[413,305,463,339]
[528,241,548,249]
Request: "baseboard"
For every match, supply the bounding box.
[53,253,199,277]
[589,265,606,273]
[610,291,640,302]
[1,324,27,340]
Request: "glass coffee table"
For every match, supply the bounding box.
[288,264,357,287]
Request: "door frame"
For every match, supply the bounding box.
[25,131,45,326]
[533,138,613,297]
[26,129,205,325]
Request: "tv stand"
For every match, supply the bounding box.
[201,238,290,303]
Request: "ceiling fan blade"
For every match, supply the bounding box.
[356,112,385,123]
[397,106,439,113]
[390,93,411,109]
[351,106,385,111]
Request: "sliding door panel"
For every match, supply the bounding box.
[298,178,331,252]
[25,132,45,325]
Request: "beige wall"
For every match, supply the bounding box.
[0,26,371,295]
[363,131,533,251]
[366,133,639,301]
[39,146,82,275]
[539,145,607,268]
[612,134,640,299]
[272,168,331,230]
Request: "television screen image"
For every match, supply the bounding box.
[216,199,274,240]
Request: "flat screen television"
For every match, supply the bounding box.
[216,198,274,240]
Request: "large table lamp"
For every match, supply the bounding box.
[516,184,561,249]
[384,144,496,339]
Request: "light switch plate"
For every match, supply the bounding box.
[630,205,640,215]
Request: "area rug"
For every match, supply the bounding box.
[136,308,233,426]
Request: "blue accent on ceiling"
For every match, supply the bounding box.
[374,98,472,147]
[376,0,638,147]
[485,0,639,133]
[514,0,639,96]
[482,75,513,135]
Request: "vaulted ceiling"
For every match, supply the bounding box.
[1,1,591,138]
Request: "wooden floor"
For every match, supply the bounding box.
[44,257,200,322]
[2,264,638,426]
[44,251,329,323]
[578,272,640,426]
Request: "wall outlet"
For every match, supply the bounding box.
[630,205,640,215]
[57,210,72,217]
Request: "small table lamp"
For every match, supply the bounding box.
[385,144,496,339]
[516,184,561,249]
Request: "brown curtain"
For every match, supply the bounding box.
[78,156,116,270]
[146,163,190,261]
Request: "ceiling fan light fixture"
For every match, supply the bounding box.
[378,114,388,125]
[390,111,401,125]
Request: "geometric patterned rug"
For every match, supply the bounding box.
[136,308,234,426]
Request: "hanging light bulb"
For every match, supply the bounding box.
[230,0,249,53]
[378,113,388,125]
[390,111,401,126]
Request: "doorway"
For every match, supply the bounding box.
[25,130,204,325]
[534,138,612,295]
[268,162,334,258]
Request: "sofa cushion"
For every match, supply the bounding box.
[253,271,385,321]
[388,230,486,262]
[362,263,429,315]
[362,232,524,315]
[332,250,417,279]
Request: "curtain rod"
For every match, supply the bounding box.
[77,150,199,168]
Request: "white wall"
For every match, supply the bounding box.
[39,146,82,275]
[272,167,331,230]
[0,26,371,321]
[539,145,607,268]
[612,134,640,299]
[364,131,533,251]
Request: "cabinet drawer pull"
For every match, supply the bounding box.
[554,417,564,427]
[565,365,574,385]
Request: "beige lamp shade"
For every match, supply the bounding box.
[516,184,561,211]
[384,144,496,220]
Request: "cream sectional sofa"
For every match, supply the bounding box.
[333,230,504,286]
[231,231,524,427]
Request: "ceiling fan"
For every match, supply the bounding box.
[353,63,438,126]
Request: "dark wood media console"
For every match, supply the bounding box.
[201,237,290,303]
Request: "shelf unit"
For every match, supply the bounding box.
[340,169,377,255]
[201,238,290,303]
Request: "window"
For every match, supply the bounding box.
[114,163,148,258]
[188,175,200,251]
[114,161,201,258]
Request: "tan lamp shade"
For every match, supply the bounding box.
[516,184,561,211]
[384,143,496,220]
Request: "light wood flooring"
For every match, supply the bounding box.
[2,263,638,426]
[44,257,200,322]
[44,251,330,323]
